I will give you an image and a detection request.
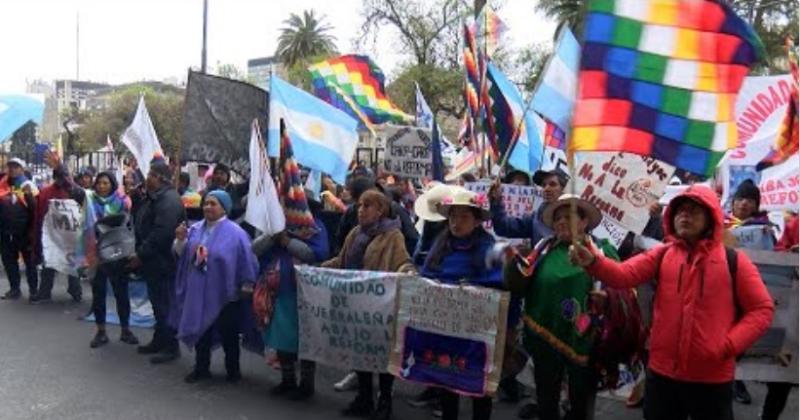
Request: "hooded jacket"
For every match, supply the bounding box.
[585,185,774,383]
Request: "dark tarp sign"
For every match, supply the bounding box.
[182,71,268,178]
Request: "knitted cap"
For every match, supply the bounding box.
[733,179,760,209]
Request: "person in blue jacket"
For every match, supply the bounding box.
[490,168,568,247]
[420,187,516,420]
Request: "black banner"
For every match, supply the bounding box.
[181,70,268,178]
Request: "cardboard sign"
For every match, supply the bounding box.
[296,266,404,372]
[572,152,675,235]
[388,276,509,396]
[382,126,433,185]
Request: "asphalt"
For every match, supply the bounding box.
[0,280,795,420]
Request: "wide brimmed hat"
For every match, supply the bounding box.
[542,193,602,230]
[7,158,26,169]
[436,187,491,221]
[414,182,456,222]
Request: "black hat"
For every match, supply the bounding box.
[532,168,569,187]
[149,155,172,183]
[214,163,231,177]
[733,179,761,209]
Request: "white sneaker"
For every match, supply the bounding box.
[333,372,359,392]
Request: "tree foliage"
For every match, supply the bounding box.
[76,85,184,156]
[359,0,471,68]
[386,63,464,119]
[276,10,338,68]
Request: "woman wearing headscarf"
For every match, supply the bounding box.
[171,190,258,383]
[252,193,329,400]
[419,187,513,420]
[87,171,138,348]
[323,189,414,420]
[505,194,619,420]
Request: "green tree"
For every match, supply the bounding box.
[535,0,584,35]
[275,10,338,68]
[359,0,471,68]
[76,85,184,156]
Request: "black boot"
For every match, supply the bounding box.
[184,368,212,384]
[137,336,163,354]
[342,395,374,417]
[90,331,109,348]
[371,394,392,420]
[271,361,298,395]
[150,343,180,364]
[289,360,315,400]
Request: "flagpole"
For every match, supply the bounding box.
[201,0,208,74]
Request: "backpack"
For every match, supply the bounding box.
[655,245,739,317]
[95,213,136,275]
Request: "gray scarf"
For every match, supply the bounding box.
[345,217,401,269]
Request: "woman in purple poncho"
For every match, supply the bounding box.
[170,190,258,383]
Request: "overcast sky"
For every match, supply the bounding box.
[0,0,555,92]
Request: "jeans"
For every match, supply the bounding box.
[91,270,130,327]
[0,232,37,294]
[38,267,81,299]
[644,370,733,420]
[194,300,242,375]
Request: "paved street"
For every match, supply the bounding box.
[0,282,795,420]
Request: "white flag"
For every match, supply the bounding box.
[245,119,285,235]
[121,95,163,177]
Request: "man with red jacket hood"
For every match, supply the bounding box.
[569,184,774,420]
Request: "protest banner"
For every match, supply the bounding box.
[388,276,509,396]
[730,224,777,250]
[465,182,542,247]
[182,70,269,178]
[736,249,799,384]
[728,75,794,166]
[592,217,629,249]
[758,155,800,212]
[382,126,433,185]
[296,266,405,372]
[41,199,82,276]
[572,152,675,235]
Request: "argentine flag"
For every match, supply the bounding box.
[0,94,44,143]
[531,27,579,132]
[268,76,359,185]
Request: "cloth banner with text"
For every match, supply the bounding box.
[388,276,510,397]
[465,182,542,247]
[42,199,82,276]
[296,266,405,372]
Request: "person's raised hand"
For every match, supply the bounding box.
[568,238,597,267]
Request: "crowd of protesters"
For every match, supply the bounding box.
[0,149,795,420]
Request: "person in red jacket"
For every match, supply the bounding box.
[775,211,799,252]
[568,184,774,420]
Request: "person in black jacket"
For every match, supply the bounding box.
[127,156,185,364]
[333,176,418,256]
[0,158,38,301]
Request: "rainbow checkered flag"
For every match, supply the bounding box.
[278,119,317,237]
[309,55,412,128]
[570,0,765,177]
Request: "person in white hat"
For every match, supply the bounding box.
[418,186,514,420]
[504,193,619,420]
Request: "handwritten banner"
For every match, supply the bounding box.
[464,182,542,247]
[41,199,82,276]
[728,75,793,165]
[296,266,405,372]
[388,276,509,397]
[382,126,433,185]
[572,152,675,235]
[736,249,799,384]
[758,155,800,212]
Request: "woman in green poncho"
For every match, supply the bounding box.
[505,194,618,420]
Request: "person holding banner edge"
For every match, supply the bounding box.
[322,189,415,420]
[420,186,514,420]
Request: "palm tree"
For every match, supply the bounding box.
[275,10,338,67]
[535,0,585,36]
